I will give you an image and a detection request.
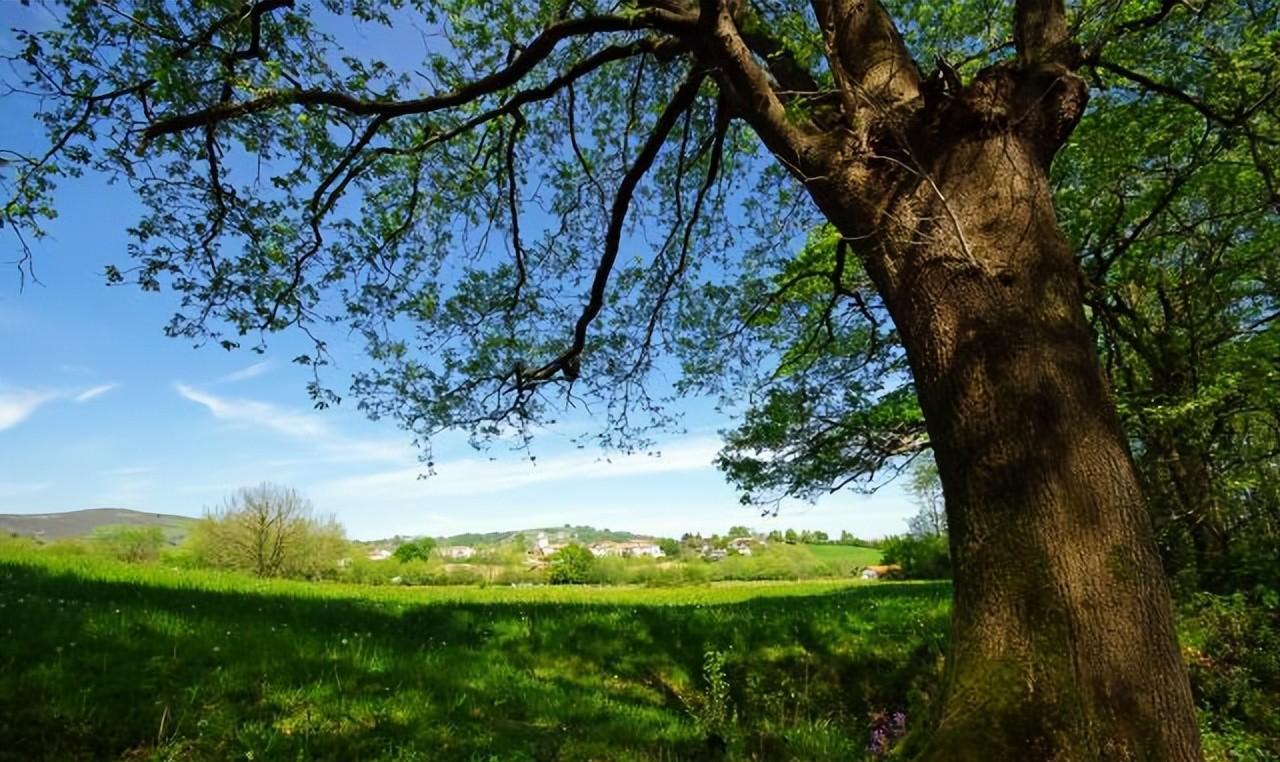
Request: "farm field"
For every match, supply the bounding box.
[0,551,949,761]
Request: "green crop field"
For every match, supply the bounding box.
[0,550,949,761]
[804,544,883,567]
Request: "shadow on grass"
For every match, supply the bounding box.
[0,563,950,761]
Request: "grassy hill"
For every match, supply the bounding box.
[0,508,197,543]
[804,543,883,566]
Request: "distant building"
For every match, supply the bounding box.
[860,564,901,580]
[441,546,476,560]
[367,548,393,561]
[619,540,664,558]
[727,537,760,556]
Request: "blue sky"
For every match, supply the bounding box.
[0,2,916,540]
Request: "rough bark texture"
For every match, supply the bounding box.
[805,63,1203,761]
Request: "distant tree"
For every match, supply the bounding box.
[657,538,681,558]
[726,526,752,538]
[393,538,436,563]
[93,525,165,563]
[808,530,829,544]
[188,483,346,578]
[783,529,798,545]
[548,544,594,585]
[767,530,784,544]
[906,458,946,538]
[881,534,951,580]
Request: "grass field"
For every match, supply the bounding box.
[0,551,949,761]
[803,544,883,567]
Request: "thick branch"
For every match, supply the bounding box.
[808,0,921,112]
[522,72,707,387]
[1014,0,1071,65]
[141,13,692,146]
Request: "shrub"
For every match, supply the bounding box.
[92,525,165,563]
[880,535,951,580]
[548,544,594,584]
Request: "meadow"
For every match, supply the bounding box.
[0,550,950,761]
[1,548,1275,761]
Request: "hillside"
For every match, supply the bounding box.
[0,508,197,543]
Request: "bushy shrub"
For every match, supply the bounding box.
[1182,592,1280,760]
[548,544,594,584]
[93,525,165,563]
[880,535,951,580]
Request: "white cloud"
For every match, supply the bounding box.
[74,384,117,403]
[317,436,722,499]
[174,383,411,463]
[217,361,273,384]
[176,383,329,440]
[0,388,56,431]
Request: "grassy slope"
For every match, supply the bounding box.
[0,551,948,762]
[804,544,883,566]
[0,509,197,543]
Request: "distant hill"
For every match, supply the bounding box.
[0,508,198,543]
[435,526,649,547]
[352,526,652,549]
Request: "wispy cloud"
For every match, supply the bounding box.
[174,383,411,463]
[0,388,57,431]
[176,383,328,439]
[317,437,722,499]
[74,384,117,403]
[216,361,273,384]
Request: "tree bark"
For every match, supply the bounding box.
[810,64,1203,760]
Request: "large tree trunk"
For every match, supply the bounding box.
[816,65,1203,760]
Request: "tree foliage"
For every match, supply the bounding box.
[547,543,594,584]
[393,537,437,562]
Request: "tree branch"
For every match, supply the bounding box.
[521,71,707,387]
[1014,0,1072,66]
[140,13,693,147]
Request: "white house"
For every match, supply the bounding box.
[367,548,393,561]
[441,545,476,560]
[860,564,901,580]
[619,540,664,558]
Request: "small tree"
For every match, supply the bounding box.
[548,544,594,585]
[188,483,346,578]
[393,538,436,563]
[906,458,946,539]
[657,538,681,558]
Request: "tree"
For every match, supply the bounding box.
[725,525,752,538]
[188,483,346,578]
[393,537,436,562]
[9,0,1274,757]
[656,537,681,558]
[906,458,946,539]
[547,543,594,584]
[881,533,950,580]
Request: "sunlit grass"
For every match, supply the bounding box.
[0,550,949,761]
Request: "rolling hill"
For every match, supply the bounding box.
[0,508,198,543]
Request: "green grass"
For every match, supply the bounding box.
[0,550,949,761]
[804,544,883,566]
